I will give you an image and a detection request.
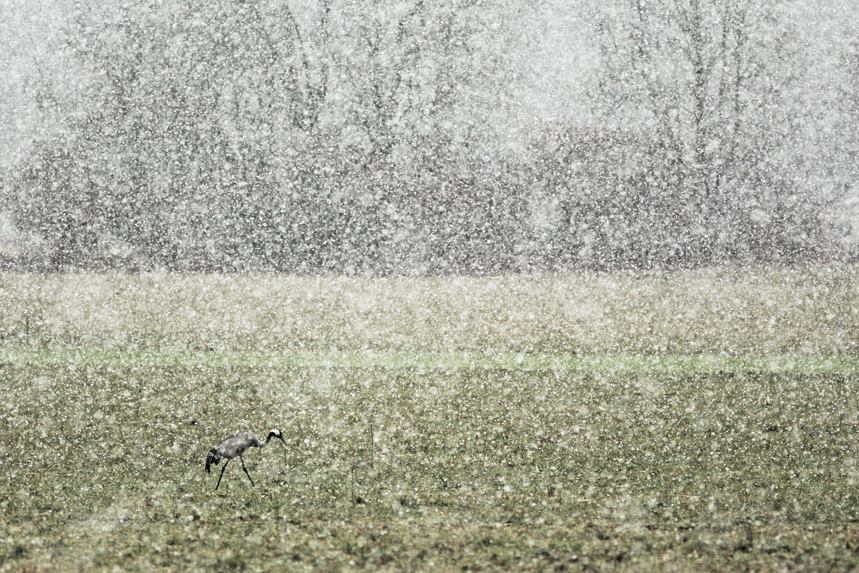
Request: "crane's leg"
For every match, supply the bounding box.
[216,459,230,491]
[239,455,255,487]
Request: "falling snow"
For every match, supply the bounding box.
[1,0,858,571]
[1,0,857,272]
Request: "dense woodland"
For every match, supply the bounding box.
[1,0,857,273]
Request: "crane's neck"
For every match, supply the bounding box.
[256,433,275,448]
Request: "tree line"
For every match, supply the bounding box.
[3,0,856,273]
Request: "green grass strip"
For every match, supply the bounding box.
[1,346,858,373]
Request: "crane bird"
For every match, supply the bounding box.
[205,429,286,490]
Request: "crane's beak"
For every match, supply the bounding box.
[278,434,287,447]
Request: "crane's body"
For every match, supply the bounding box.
[206,429,285,490]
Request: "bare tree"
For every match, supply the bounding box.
[12,0,330,270]
[564,0,848,266]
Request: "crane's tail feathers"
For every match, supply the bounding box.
[205,448,221,474]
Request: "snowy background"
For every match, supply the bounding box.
[1,0,857,274]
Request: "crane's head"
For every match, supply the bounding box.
[268,429,286,446]
[205,448,221,473]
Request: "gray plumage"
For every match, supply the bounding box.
[205,429,286,490]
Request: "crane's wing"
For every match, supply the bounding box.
[205,448,221,473]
